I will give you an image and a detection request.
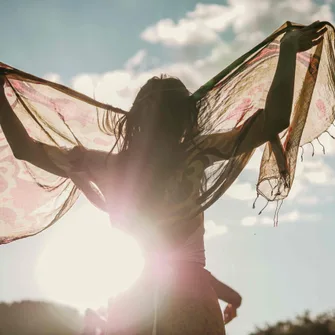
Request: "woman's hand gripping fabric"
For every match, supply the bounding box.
[281,21,327,52]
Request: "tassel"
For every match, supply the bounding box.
[326,130,335,139]
[317,138,326,154]
[278,178,283,193]
[310,142,315,157]
[258,201,269,215]
[273,200,283,227]
[252,193,259,209]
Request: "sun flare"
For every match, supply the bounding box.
[36,203,145,311]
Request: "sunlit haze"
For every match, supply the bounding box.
[35,205,144,311]
[1,1,335,334]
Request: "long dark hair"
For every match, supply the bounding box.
[109,76,202,216]
[114,75,200,156]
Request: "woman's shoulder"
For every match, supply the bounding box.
[79,149,123,184]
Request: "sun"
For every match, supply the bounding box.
[35,202,145,311]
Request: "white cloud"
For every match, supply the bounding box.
[288,157,335,203]
[141,18,219,47]
[69,59,207,111]
[187,3,237,31]
[125,49,147,70]
[278,210,300,223]
[305,170,329,184]
[43,73,62,84]
[296,195,320,205]
[42,1,334,214]
[241,216,258,226]
[71,70,143,110]
[140,0,333,49]
[225,181,256,201]
[194,40,232,71]
[303,159,335,185]
[242,210,322,226]
[288,178,305,200]
[285,156,335,201]
[66,0,335,114]
[245,147,264,171]
[313,130,335,156]
[204,220,228,239]
[137,0,334,99]
[71,73,100,98]
[228,0,333,34]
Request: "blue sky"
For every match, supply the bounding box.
[1,1,335,334]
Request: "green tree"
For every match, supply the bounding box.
[250,311,335,335]
[0,300,82,335]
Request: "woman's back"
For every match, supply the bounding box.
[95,147,226,334]
[106,217,225,335]
[88,143,207,252]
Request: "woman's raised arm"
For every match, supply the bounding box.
[0,75,110,211]
[198,21,327,162]
[0,75,70,177]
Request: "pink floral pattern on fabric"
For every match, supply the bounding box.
[316,99,327,120]
[1,21,335,243]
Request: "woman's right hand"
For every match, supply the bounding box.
[223,303,238,325]
[281,21,327,53]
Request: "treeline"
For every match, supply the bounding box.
[0,300,334,334]
[251,310,335,335]
[0,300,82,335]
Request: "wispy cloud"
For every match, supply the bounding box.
[141,17,219,46]
[296,195,320,205]
[45,0,335,216]
[141,0,333,49]
[61,0,334,108]
[43,73,62,84]
[204,220,228,239]
[125,50,148,71]
[225,181,257,201]
[241,210,322,226]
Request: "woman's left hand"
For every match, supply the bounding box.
[0,75,7,104]
[281,21,327,53]
[223,303,238,324]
